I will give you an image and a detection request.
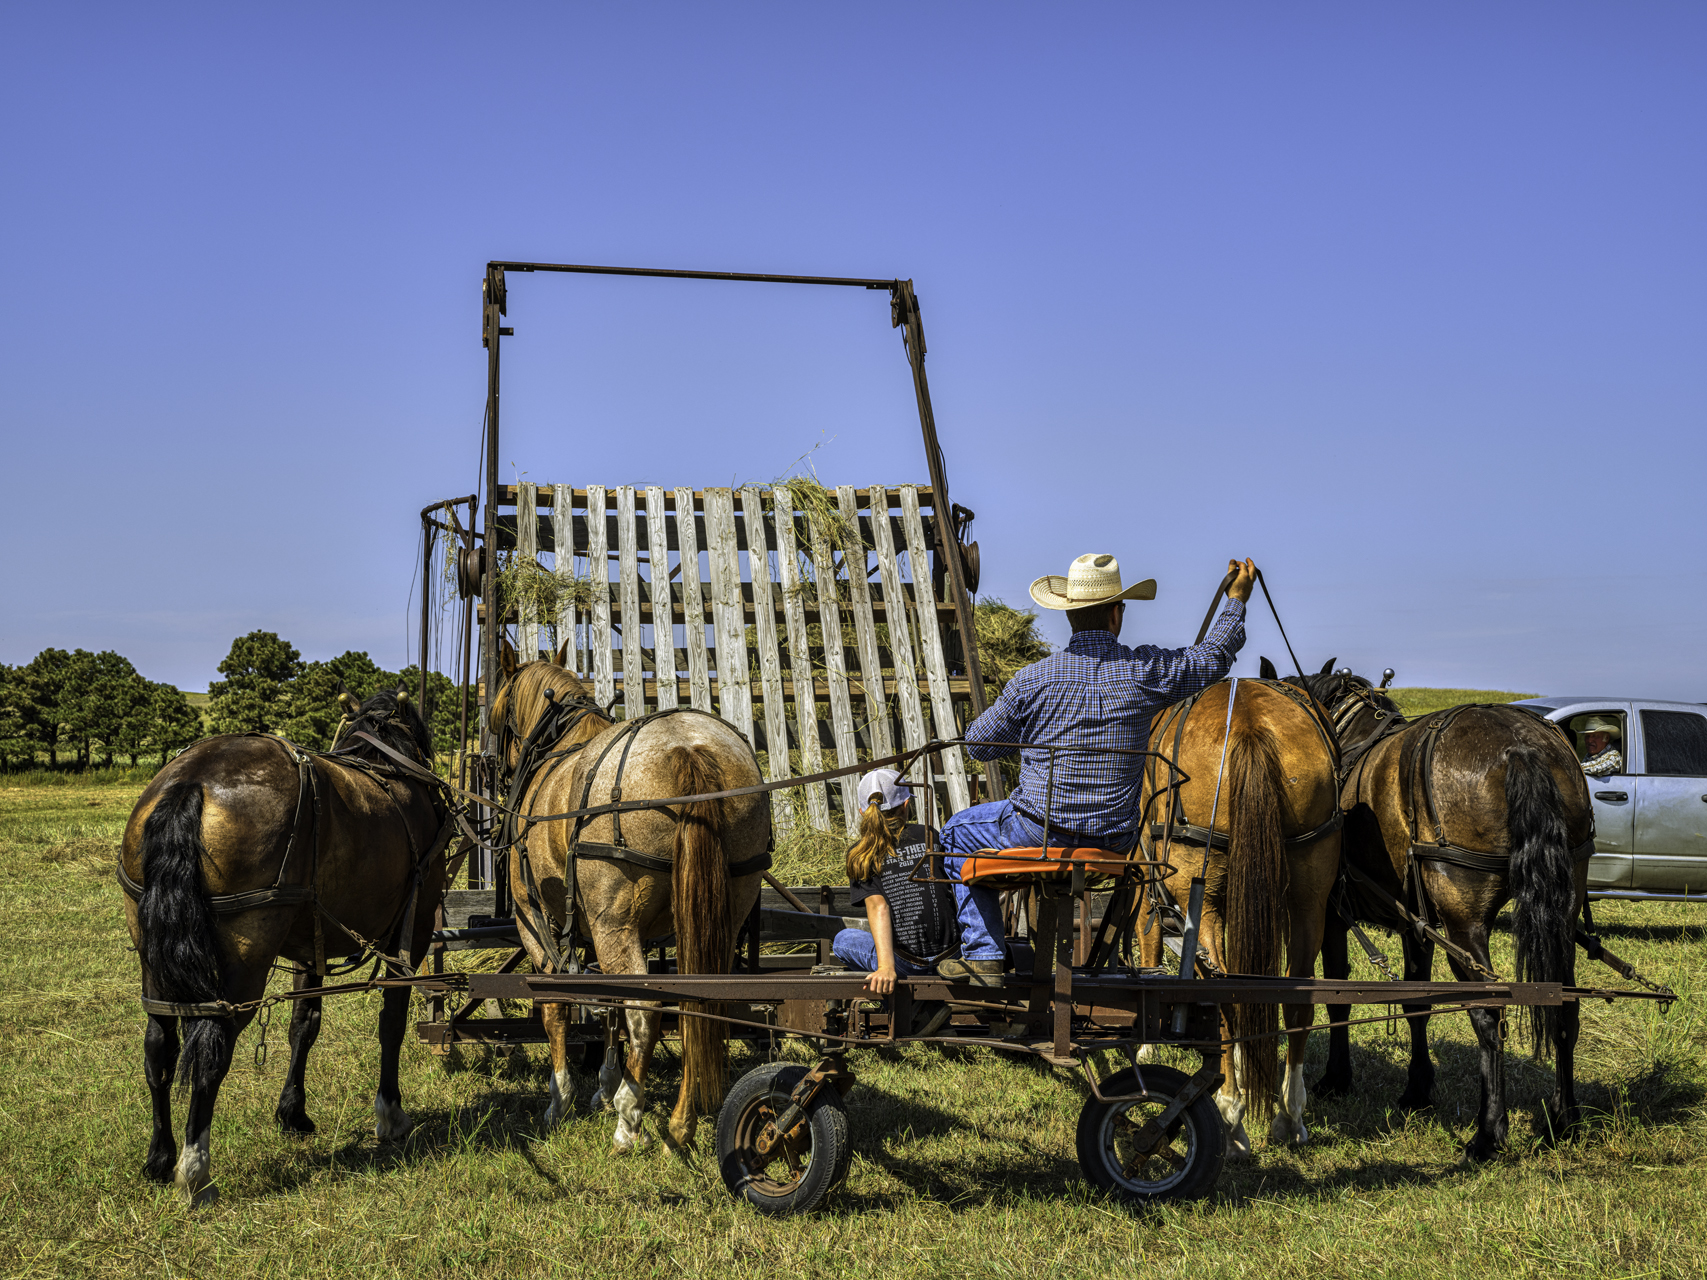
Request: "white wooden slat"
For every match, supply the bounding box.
[675,487,712,713]
[704,489,754,741]
[615,486,644,720]
[516,481,541,662]
[808,495,861,835]
[644,487,677,711]
[585,484,615,710]
[740,487,792,830]
[552,485,578,676]
[869,486,928,756]
[899,485,971,812]
[774,484,829,829]
[837,485,893,760]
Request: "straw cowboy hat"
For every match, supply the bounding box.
[1029,553,1157,612]
[1581,715,1622,737]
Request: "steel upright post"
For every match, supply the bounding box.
[892,280,1004,800]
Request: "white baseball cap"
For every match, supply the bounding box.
[856,767,912,812]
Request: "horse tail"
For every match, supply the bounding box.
[666,745,732,1149]
[1223,724,1288,1117]
[136,780,229,1090]
[1505,743,1573,1059]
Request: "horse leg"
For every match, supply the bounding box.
[1395,932,1436,1111]
[541,1001,577,1127]
[370,983,414,1140]
[1447,924,1507,1161]
[608,1003,661,1153]
[1198,902,1250,1159]
[142,1012,179,1182]
[175,1014,239,1207]
[1271,856,1331,1146]
[1543,950,1582,1143]
[1315,909,1354,1099]
[274,966,323,1136]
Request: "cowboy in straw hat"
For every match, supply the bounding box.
[1578,714,1624,778]
[934,554,1257,987]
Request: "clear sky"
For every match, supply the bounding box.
[2,4,1702,698]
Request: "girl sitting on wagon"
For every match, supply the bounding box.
[830,768,955,1037]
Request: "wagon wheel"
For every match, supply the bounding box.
[1075,1065,1225,1204]
[715,1063,851,1215]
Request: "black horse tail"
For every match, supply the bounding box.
[137,781,229,1089]
[1505,744,1573,1059]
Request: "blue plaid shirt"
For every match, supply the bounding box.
[964,601,1246,840]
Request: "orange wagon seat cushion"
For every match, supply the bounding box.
[957,847,1133,889]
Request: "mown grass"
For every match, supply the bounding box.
[2,773,1703,1278]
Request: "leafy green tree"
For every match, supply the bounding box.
[282,651,397,749]
[0,665,28,768]
[16,648,75,766]
[61,650,150,767]
[147,683,203,764]
[208,632,303,736]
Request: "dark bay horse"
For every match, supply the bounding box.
[1136,677,1343,1155]
[122,689,452,1205]
[1271,660,1592,1159]
[490,644,769,1153]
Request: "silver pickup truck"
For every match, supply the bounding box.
[1513,697,1707,901]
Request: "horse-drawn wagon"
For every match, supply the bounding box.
[124,258,1676,1211]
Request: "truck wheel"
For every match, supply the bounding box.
[1076,1064,1225,1204]
[716,1063,850,1215]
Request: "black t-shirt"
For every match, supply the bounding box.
[848,823,957,960]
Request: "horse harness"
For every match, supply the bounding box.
[119,731,458,1018]
[1145,678,1346,854]
[1136,679,1346,964]
[504,702,773,975]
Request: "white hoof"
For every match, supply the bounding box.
[374,1092,413,1140]
[175,1143,214,1207]
[610,1074,646,1151]
[1271,1063,1310,1145]
[1215,1092,1251,1161]
[543,1071,576,1127]
[1132,1042,1158,1064]
[1269,1110,1310,1145]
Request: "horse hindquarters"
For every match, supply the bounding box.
[666,746,732,1150]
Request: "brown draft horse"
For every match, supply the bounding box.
[1273,660,1592,1160]
[1136,677,1342,1156]
[122,689,451,1206]
[490,643,769,1153]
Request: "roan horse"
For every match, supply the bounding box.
[122,688,454,1205]
[1270,660,1592,1159]
[489,643,769,1153]
[1136,677,1343,1155]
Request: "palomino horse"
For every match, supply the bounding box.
[489,644,769,1153]
[122,689,452,1205]
[1273,661,1592,1159]
[1137,677,1342,1155]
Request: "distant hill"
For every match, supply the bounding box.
[1386,687,1535,718]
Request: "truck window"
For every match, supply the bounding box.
[1641,711,1707,777]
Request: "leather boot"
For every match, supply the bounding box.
[937,957,1005,988]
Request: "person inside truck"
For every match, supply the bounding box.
[1579,715,1625,776]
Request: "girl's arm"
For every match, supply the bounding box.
[863,894,898,994]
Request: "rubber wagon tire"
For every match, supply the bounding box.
[1076,1064,1226,1204]
[715,1063,851,1215]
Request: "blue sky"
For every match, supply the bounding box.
[2,4,1702,697]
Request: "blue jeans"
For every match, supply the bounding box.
[830,927,938,975]
[938,799,1047,962]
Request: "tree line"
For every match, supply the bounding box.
[0,630,474,771]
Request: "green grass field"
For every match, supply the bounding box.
[1,734,1703,1277]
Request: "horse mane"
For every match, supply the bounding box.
[491,662,595,745]
[332,688,433,764]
